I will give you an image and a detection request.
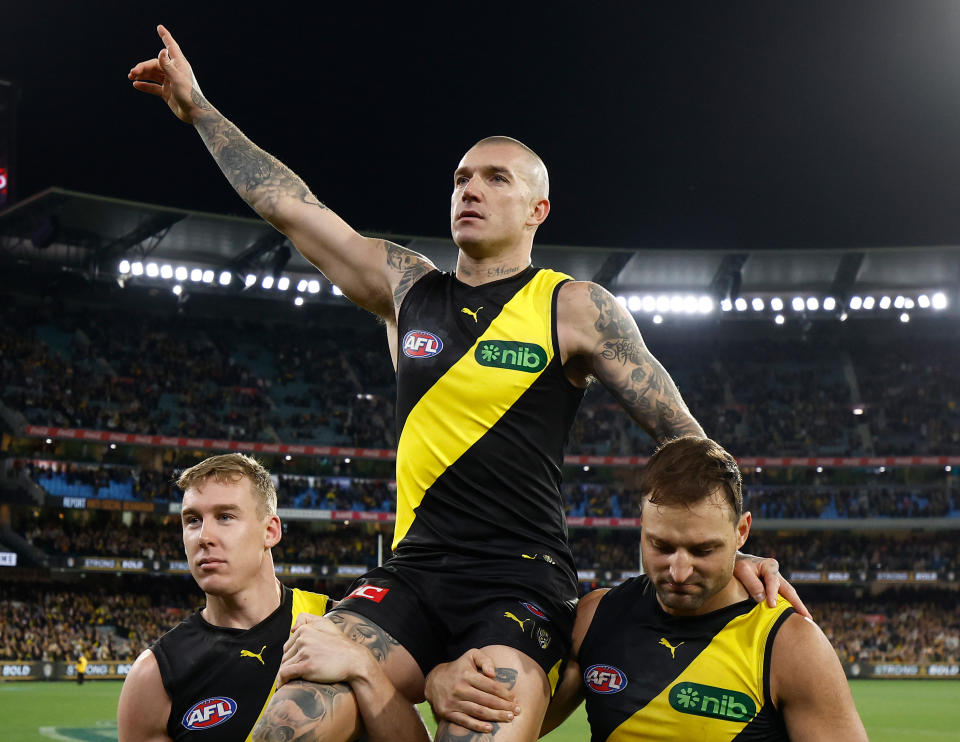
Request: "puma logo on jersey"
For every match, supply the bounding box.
[461,306,483,322]
[240,645,267,665]
[659,638,685,658]
[504,611,531,632]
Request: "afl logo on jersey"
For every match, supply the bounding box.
[182,697,237,730]
[584,664,627,694]
[402,330,443,359]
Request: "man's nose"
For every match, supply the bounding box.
[669,552,693,583]
[461,175,482,200]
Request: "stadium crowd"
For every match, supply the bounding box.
[3,299,958,457]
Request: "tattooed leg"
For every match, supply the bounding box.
[325,610,401,664]
[434,667,517,742]
[251,681,358,742]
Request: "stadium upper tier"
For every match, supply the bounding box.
[1,290,958,458]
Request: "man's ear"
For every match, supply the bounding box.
[526,197,550,227]
[736,512,752,550]
[264,514,282,549]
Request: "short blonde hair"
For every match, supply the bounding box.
[176,453,277,517]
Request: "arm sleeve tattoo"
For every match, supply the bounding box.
[191,92,328,222]
[588,284,705,442]
[251,681,351,742]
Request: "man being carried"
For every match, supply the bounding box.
[130,29,797,742]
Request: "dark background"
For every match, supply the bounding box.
[4,1,960,250]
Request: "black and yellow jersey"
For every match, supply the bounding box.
[151,585,329,742]
[579,576,792,742]
[392,266,584,589]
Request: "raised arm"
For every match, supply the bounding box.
[117,649,173,742]
[128,25,434,321]
[557,281,705,443]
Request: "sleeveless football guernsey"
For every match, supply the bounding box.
[151,585,329,741]
[393,266,584,588]
[579,576,792,741]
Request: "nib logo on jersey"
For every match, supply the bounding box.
[475,341,547,373]
[669,682,757,722]
[182,697,237,730]
[584,664,627,694]
[403,330,443,358]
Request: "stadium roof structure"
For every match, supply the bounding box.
[2,188,958,320]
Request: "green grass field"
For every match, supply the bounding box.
[0,679,957,740]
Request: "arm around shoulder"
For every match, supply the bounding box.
[771,614,868,742]
[117,649,172,742]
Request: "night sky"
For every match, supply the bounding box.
[5,2,960,251]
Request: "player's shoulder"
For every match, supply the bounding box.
[572,588,611,653]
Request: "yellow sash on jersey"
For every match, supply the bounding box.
[393,269,571,549]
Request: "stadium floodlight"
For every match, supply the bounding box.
[146,262,159,278]
[627,295,642,312]
[816,466,824,473]
[879,295,891,309]
[904,298,915,309]
[218,271,232,286]
[852,407,864,415]
[774,314,785,325]
[245,273,257,288]
[642,295,656,313]
[172,284,183,296]
[669,295,684,313]
[720,298,733,312]
[261,275,275,290]
[344,457,352,464]
[110,443,117,450]
[878,466,886,473]
[614,295,627,307]
[285,454,292,461]
[190,268,203,282]
[175,266,188,281]
[45,438,53,444]
[698,296,713,314]
[823,297,836,311]
[682,295,698,314]
[848,296,862,310]
[277,276,290,291]
[131,261,144,276]
[770,297,784,311]
[932,292,948,310]
[899,312,910,323]
[839,311,848,322]
[656,295,670,313]
[294,296,304,307]
[652,314,663,324]
[918,294,931,308]
[755,467,762,473]
[202,269,215,283]
[307,280,321,294]
[582,465,590,472]
[947,465,953,472]
[297,279,308,292]
[751,297,764,311]
[160,264,174,280]
[791,297,804,312]
[734,297,747,312]
[862,296,875,310]
[894,296,905,309]
[118,260,131,274]
[332,285,344,297]
[806,297,819,311]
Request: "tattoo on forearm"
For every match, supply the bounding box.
[194,113,328,218]
[190,86,213,111]
[251,681,350,742]
[435,721,501,741]
[588,284,704,441]
[494,667,517,690]
[383,241,432,308]
[326,610,399,663]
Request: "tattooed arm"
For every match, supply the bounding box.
[128,25,434,321]
[557,281,705,443]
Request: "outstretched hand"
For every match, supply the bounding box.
[734,552,812,619]
[128,25,211,124]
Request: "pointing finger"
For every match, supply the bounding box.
[157,24,185,62]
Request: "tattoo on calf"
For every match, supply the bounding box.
[326,610,399,663]
[435,721,501,741]
[251,681,350,742]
